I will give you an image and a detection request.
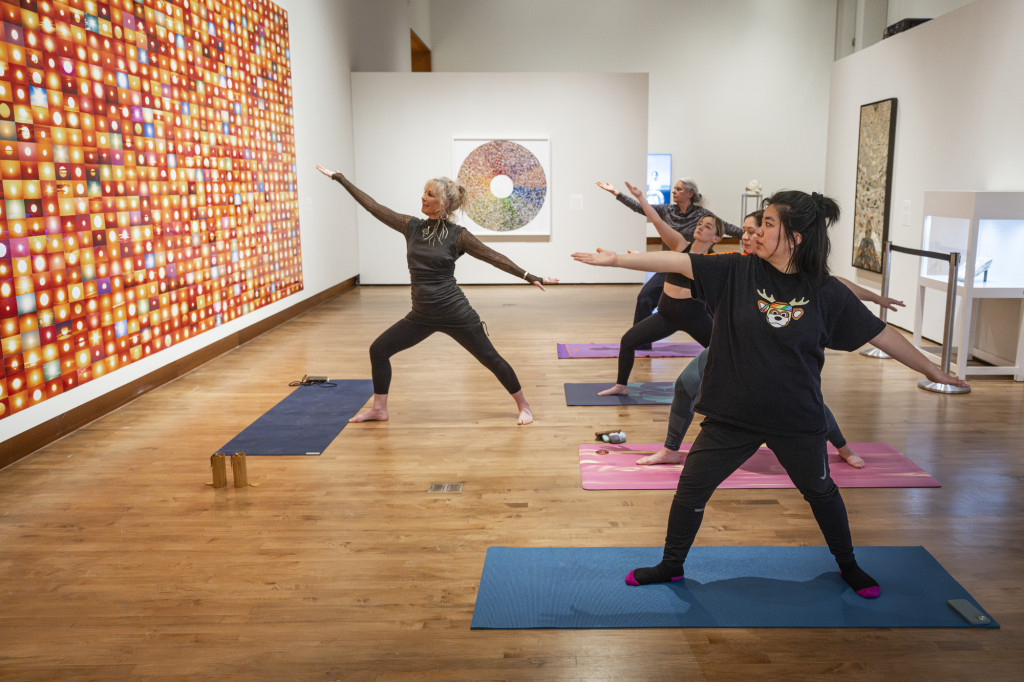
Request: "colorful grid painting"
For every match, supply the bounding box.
[0,0,302,421]
[453,137,549,236]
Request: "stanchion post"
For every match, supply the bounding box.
[860,240,894,359]
[919,251,970,394]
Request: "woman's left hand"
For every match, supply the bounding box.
[878,295,906,312]
[624,181,644,200]
[532,277,559,291]
[572,248,619,267]
[924,366,970,389]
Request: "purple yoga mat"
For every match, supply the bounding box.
[557,341,703,359]
[579,442,941,490]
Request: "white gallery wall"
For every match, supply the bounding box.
[350,72,649,285]
[2,0,404,442]
[825,0,1024,357]
[427,0,838,229]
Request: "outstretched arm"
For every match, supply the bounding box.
[868,326,969,388]
[572,248,694,279]
[457,231,559,291]
[316,164,413,233]
[838,277,905,312]
[624,181,687,251]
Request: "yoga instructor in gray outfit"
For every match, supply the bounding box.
[317,164,557,425]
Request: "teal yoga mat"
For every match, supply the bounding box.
[471,546,997,629]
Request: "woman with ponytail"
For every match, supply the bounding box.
[574,189,967,599]
[317,165,557,425]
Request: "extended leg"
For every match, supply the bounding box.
[638,348,708,465]
[769,433,879,598]
[628,421,763,585]
[634,273,666,325]
[600,312,677,395]
[445,323,531,424]
[352,319,434,422]
[632,273,667,350]
[825,404,864,468]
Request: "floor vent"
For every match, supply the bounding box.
[428,482,463,493]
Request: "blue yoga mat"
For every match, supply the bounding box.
[471,546,998,629]
[216,379,374,455]
[564,382,675,406]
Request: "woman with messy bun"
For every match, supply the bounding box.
[317,165,557,425]
[574,189,966,600]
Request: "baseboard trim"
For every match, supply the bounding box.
[0,278,357,470]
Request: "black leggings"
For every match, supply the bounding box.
[616,293,712,385]
[634,273,667,325]
[660,419,855,569]
[368,318,521,395]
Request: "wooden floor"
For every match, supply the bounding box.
[1,284,1022,681]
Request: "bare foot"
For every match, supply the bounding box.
[349,408,388,423]
[511,390,533,425]
[837,445,865,468]
[349,394,388,423]
[636,448,682,465]
[597,384,628,396]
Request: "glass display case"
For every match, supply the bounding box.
[914,191,1024,380]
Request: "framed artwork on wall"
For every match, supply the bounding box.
[852,97,898,272]
[0,0,302,421]
[452,138,550,236]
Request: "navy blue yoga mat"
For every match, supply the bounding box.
[471,546,998,629]
[216,379,374,455]
[564,382,675,406]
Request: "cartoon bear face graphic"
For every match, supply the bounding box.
[756,289,809,328]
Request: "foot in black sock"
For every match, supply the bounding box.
[625,562,684,586]
[839,560,880,599]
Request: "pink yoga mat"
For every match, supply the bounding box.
[557,341,703,359]
[579,442,941,490]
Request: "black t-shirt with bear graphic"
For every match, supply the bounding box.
[689,252,885,436]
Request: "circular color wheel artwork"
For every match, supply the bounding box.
[456,140,547,232]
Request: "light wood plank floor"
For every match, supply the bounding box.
[1,284,1022,681]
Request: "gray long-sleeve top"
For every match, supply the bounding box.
[615,193,742,241]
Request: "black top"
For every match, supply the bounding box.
[664,242,702,289]
[330,172,539,327]
[689,252,885,436]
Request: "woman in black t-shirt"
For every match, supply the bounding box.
[574,190,967,599]
[318,164,556,425]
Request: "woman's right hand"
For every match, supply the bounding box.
[596,181,617,195]
[316,164,339,178]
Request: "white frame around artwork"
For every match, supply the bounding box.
[451,137,551,237]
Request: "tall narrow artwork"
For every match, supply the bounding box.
[452,138,549,236]
[0,1,302,421]
[852,98,897,272]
